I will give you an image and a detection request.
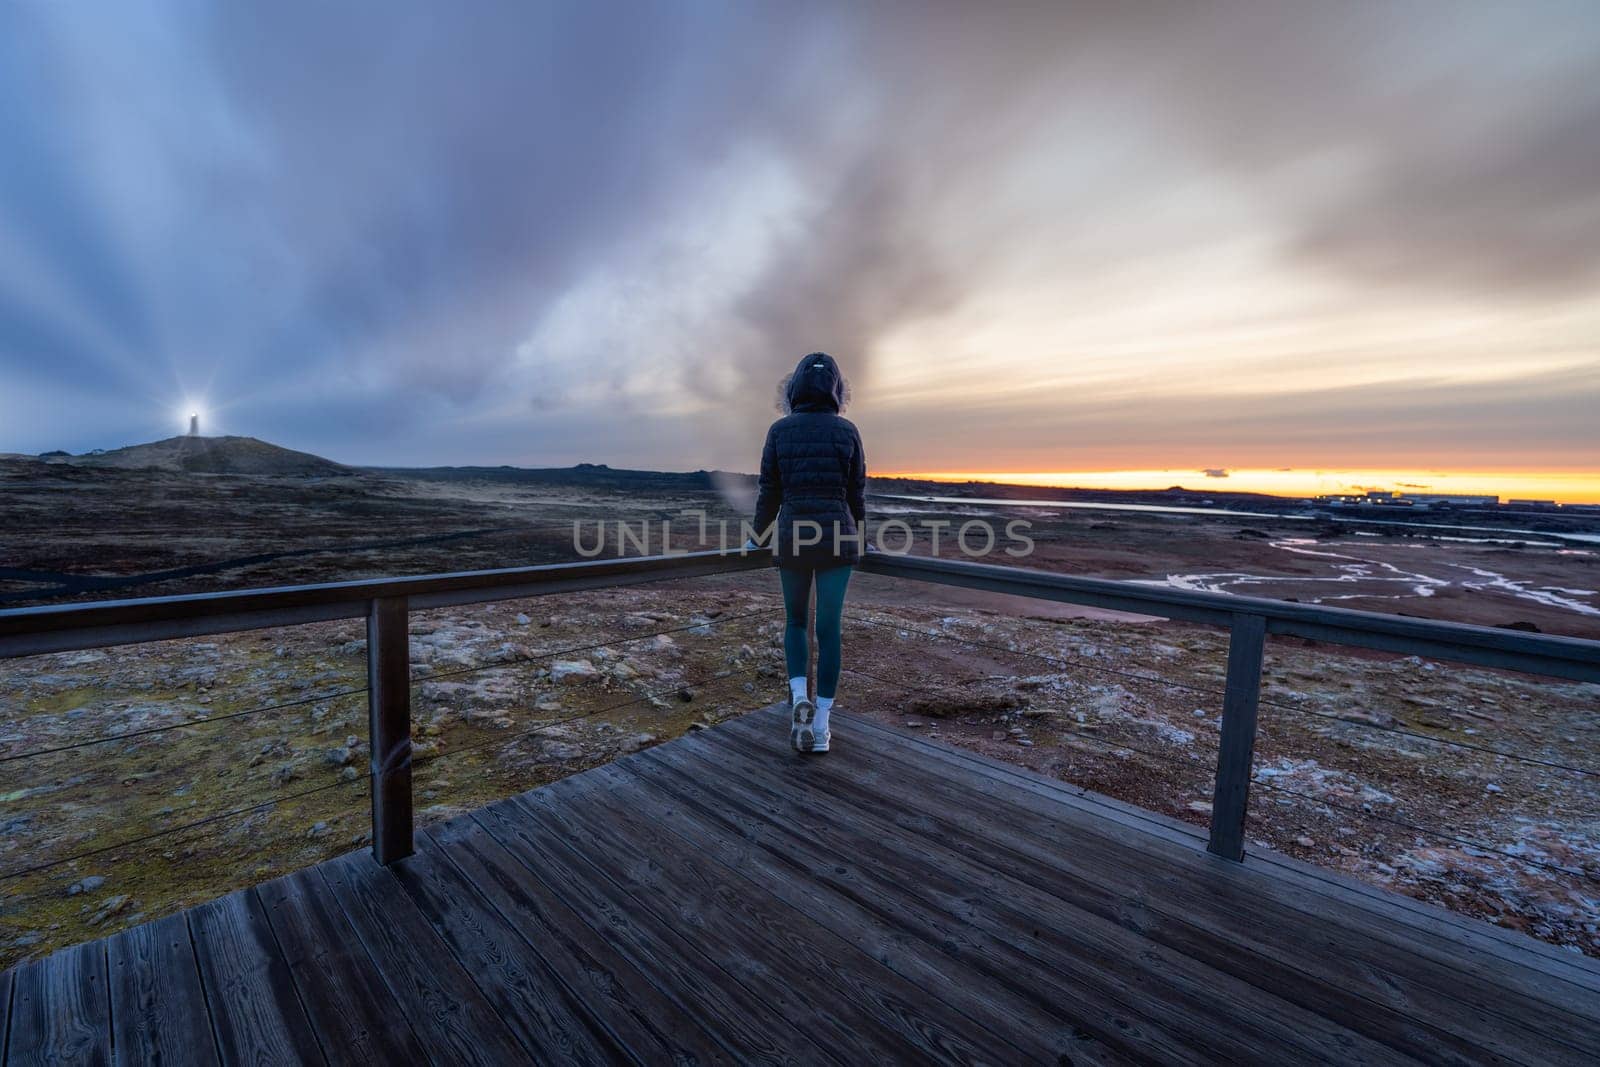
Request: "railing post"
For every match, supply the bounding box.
[1208,612,1266,862]
[366,596,414,864]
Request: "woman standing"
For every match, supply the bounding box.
[751,352,866,754]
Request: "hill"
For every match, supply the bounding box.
[48,435,351,476]
[371,460,736,492]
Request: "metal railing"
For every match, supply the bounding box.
[0,549,771,867]
[2,547,1596,869]
[856,551,1600,860]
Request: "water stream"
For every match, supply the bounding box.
[1137,538,1600,617]
[879,494,1600,545]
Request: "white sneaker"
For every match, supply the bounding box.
[790,697,815,753]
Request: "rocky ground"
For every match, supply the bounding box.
[4,571,1596,968]
[0,580,784,968]
[2,458,1597,969]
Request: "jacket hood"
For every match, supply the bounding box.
[784,352,846,413]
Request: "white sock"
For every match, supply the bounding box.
[789,677,808,704]
[814,696,833,732]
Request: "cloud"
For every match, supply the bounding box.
[865,361,1600,473]
[1201,468,1230,479]
[1097,4,1600,298]
[3,2,1599,469]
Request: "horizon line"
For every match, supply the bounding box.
[875,468,1600,506]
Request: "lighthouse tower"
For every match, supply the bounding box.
[188,413,200,437]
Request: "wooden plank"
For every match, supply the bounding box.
[1245,838,1600,991]
[833,704,1600,996]
[10,692,1593,1067]
[813,702,1211,844]
[1209,612,1266,860]
[844,703,1600,998]
[813,709,1600,1034]
[733,712,1600,1062]
[186,892,325,1065]
[836,687,1600,979]
[708,716,1547,1063]
[106,912,218,1066]
[255,869,429,1063]
[366,595,413,865]
[618,744,1205,1063]
[636,730,1401,1066]
[385,833,623,1064]
[522,764,1028,1066]
[580,759,1106,1066]
[471,797,829,1065]
[419,818,734,1065]
[5,940,110,1066]
[316,850,529,1064]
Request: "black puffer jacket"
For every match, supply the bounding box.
[752,353,867,569]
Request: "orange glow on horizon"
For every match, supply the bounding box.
[875,468,1600,505]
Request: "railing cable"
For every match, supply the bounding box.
[1255,695,1600,779]
[848,608,1600,780]
[415,607,773,684]
[412,660,771,772]
[0,519,751,607]
[0,773,366,883]
[0,684,368,766]
[1252,779,1599,884]
[0,607,778,884]
[0,605,772,767]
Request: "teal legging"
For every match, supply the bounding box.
[778,564,853,699]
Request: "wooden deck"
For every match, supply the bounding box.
[5,704,1599,1066]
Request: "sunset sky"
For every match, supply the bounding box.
[3,3,1598,500]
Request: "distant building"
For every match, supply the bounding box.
[1312,491,1412,507]
[189,413,200,437]
[1508,499,1557,507]
[1398,492,1499,506]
